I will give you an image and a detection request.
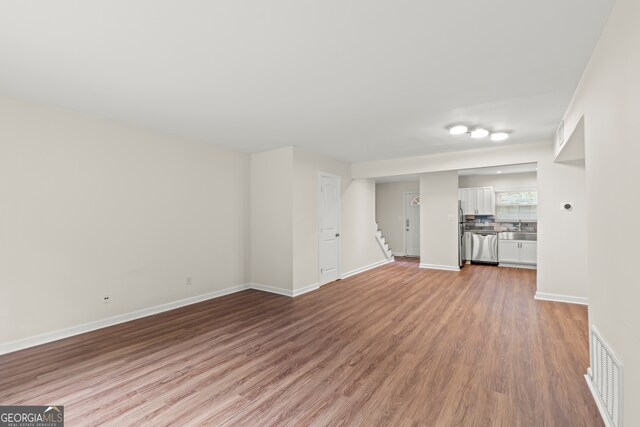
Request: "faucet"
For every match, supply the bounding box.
[517,220,522,231]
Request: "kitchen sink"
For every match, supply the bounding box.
[499,232,537,241]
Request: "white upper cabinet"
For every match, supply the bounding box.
[459,187,495,215]
[477,187,495,215]
[459,188,476,215]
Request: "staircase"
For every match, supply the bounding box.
[375,224,394,261]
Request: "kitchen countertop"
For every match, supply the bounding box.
[465,229,537,233]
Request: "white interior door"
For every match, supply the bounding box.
[404,192,420,257]
[319,174,341,285]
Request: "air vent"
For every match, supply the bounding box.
[586,326,623,427]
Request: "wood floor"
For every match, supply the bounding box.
[0,258,602,426]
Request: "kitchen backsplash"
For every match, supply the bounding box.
[464,215,537,232]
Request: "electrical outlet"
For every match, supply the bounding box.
[103,295,111,304]
[185,277,192,286]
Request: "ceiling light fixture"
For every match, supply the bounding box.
[490,132,509,141]
[496,170,503,174]
[448,124,513,142]
[470,128,489,139]
[449,125,468,135]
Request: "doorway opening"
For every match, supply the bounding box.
[375,176,420,258]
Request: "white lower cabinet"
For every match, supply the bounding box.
[499,240,537,267]
[498,241,520,264]
[519,241,537,265]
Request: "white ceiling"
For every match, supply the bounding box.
[375,174,421,184]
[458,163,537,176]
[0,1,614,162]
[374,163,537,182]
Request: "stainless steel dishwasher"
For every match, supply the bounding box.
[471,232,498,265]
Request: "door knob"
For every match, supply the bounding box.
[335,233,341,237]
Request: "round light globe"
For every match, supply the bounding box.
[490,132,509,141]
[449,125,468,135]
[470,128,489,139]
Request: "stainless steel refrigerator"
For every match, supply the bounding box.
[458,200,465,268]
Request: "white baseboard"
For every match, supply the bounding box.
[499,263,537,270]
[292,283,320,297]
[1,280,328,356]
[247,283,293,297]
[419,263,460,272]
[0,284,249,356]
[534,292,588,305]
[341,259,392,279]
[584,374,614,427]
[1,258,403,356]
[391,251,406,257]
[248,282,319,297]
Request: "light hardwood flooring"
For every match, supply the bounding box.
[0,257,602,426]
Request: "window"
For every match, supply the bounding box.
[496,191,537,206]
[495,190,537,221]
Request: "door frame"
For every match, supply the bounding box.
[403,191,420,257]
[318,171,342,285]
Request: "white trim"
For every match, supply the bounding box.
[318,171,342,286]
[391,251,406,256]
[494,186,537,193]
[249,282,320,297]
[584,374,615,427]
[0,284,249,356]
[248,283,293,297]
[0,281,329,355]
[292,283,320,296]
[498,263,537,270]
[341,259,392,279]
[375,233,393,261]
[419,263,460,272]
[534,292,588,305]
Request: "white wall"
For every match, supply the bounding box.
[352,141,550,179]
[0,94,250,344]
[375,181,420,256]
[419,171,459,270]
[251,147,294,291]
[560,0,640,423]
[342,179,388,275]
[536,158,587,301]
[292,147,350,289]
[352,142,589,299]
[251,146,387,292]
[458,172,537,190]
[460,167,588,301]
